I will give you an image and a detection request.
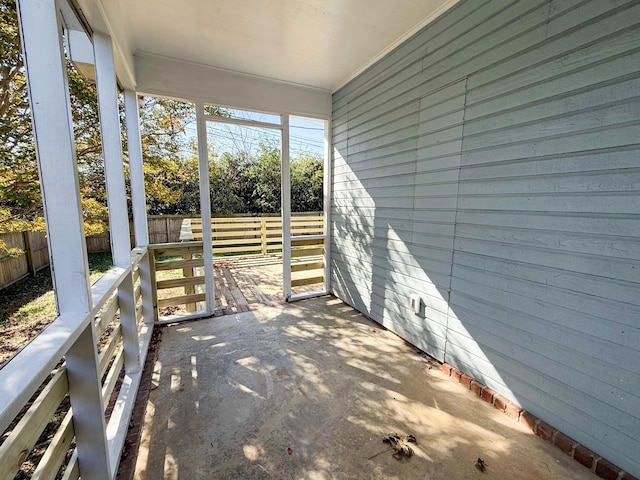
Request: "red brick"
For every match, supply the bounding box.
[460,374,473,389]
[470,381,483,396]
[595,458,621,480]
[553,432,576,456]
[493,394,509,412]
[442,363,453,376]
[621,473,639,480]
[451,369,463,382]
[519,411,537,431]
[505,402,523,420]
[535,421,554,441]
[481,387,496,404]
[574,445,597,469]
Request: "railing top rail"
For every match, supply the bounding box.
[0,246,152,435]
[149,241,204,250]
[130,246,149,268]
[291,234,325,241]
[0,311,91,434]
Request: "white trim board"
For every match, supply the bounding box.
[135,53,331,119]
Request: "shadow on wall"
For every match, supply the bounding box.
[330,145,498,395]
[329,118,640,477]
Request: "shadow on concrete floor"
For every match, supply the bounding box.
[131,296,597,480]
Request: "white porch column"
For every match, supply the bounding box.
[196,103,215,314]
[281,114,292,300]
[16,1,110,479]
[93,33,140,373]
[124,89,155,327]
[323,118,332,293]
[93,32,132,267]
[124,90,149,247]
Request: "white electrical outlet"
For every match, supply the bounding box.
[410,294,422,314]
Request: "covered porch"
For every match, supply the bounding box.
[0,1,638,479]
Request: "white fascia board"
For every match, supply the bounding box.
[64,28,97,83]
[73,0,137,89]
[65,28,94,65]
[135,52,331,119]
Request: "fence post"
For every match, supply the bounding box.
[261,218,267,255]
[22,231,36,277]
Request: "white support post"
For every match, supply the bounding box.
[281,114,292,300]
[17,0,91,315]
[124,89,149,247]
[124,90,154,328]
[94,32,140,375]
[16,1,109,478]
[323,118,332,293]
[196,103,215,314]
[65,325,111,479]
[138,249,155,325]
[93,32,131,267]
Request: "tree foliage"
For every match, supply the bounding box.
[0,0,36,233]
[291,152,323,213]
[0,0,323,257]
[148,143,324,216]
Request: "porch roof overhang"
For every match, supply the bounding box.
[70,0,459,117]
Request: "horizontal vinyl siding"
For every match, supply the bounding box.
[331,0,640,476]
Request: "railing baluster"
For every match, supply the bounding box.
[183,252,196,312]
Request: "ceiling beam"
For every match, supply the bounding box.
[135,53,331,119]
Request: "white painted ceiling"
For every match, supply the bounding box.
[89,0,456,92]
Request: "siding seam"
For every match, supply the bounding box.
[444,76,469,363]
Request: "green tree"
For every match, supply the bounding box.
[291,153,323,213]
[0,0,38,233]
[210,151,250,215]
[138,97,195,215]
[139,100,232,215]
[247,143,281,214]
[0,0,109,235]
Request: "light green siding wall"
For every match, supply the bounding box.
[331,0,640,475]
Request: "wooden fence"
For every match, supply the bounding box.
[184,216,324,255]
[0,216,177,290]
[78,216,186,253]
[0,214,322,291]
[0,231,49,290]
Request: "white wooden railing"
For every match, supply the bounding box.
[0,248,154,479]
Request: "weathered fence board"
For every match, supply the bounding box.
[0,232,30,290]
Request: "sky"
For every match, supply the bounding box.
[184,107,326,159]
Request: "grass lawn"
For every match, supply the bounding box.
[0,252,113,368]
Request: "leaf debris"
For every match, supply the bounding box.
[368,433,417,460]
[475,457,487,472]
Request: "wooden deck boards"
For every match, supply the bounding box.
[159,257,323,320]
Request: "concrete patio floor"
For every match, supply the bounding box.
[132,296,597,480]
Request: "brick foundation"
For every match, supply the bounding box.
[440,362,636,480]
[115,327,163,480]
